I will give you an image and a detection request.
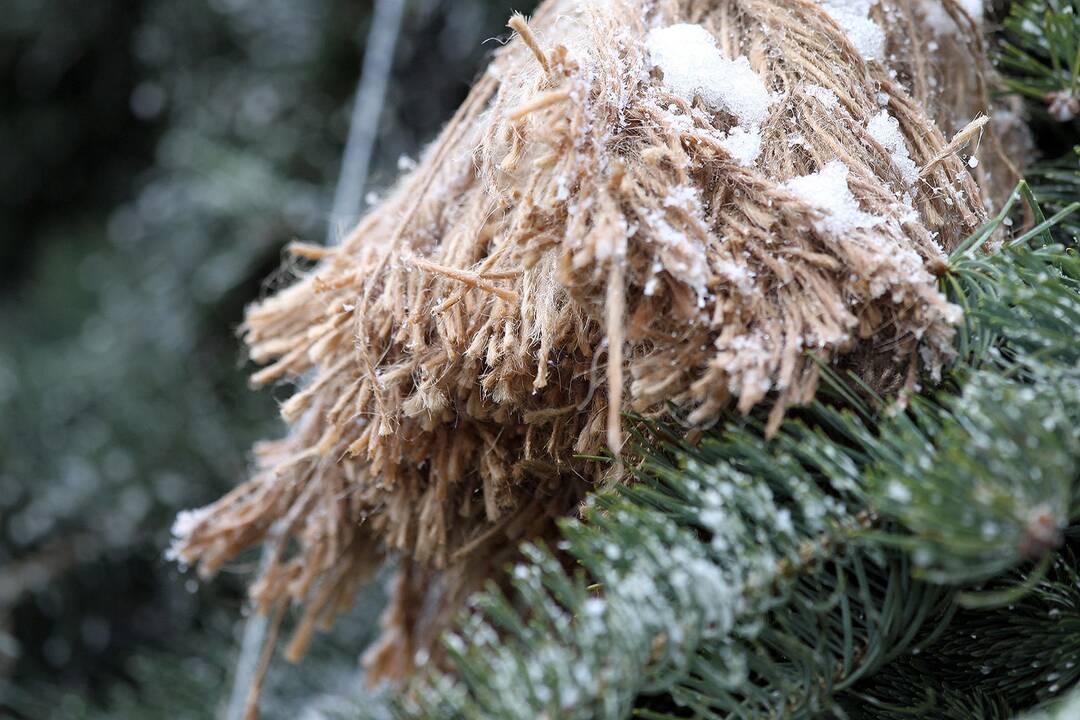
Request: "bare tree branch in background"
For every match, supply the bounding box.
[224,1,406,718]
[328,0,407,244]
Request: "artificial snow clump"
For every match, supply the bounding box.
[646,24,775,126]
[867,110,920,187]
[783,160,884,236]
[719,126,764,167]
[816,0,887,61]
[804,84,840,109]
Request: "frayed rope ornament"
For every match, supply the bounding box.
[171,0,1026,697]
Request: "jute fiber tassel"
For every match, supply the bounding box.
[172,0,1022,684]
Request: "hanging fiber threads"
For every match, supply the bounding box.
[171,0,1023,690]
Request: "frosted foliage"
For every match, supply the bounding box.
[817,0,886,61]
[410,454,853,719]
[868,372,1076,580]
[646,24,776,125]
[1021,686,1080,720]
[783,160,884,236]
[434,525,739,717]
[867,110,919,187]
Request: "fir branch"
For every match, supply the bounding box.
[386,187,1080,719]
[843,372,1075,586]
[851,550,1080,718]
[395,436,939,719]
[1026,147,1080,239]
[1016,685,1080,719]
[998,0,1080,120]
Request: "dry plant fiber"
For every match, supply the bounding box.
[171,0,1024,696]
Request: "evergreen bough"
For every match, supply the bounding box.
[381,182,1080,718]
[358,3,1080,717]
[998,0,1080,120]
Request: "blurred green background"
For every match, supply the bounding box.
[0,1,531,716]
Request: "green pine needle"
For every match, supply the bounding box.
[998,0,1080,113]
[385,183,1080,720]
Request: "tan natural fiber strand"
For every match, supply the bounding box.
[172,0,1024,684]
[920,114,990,179]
